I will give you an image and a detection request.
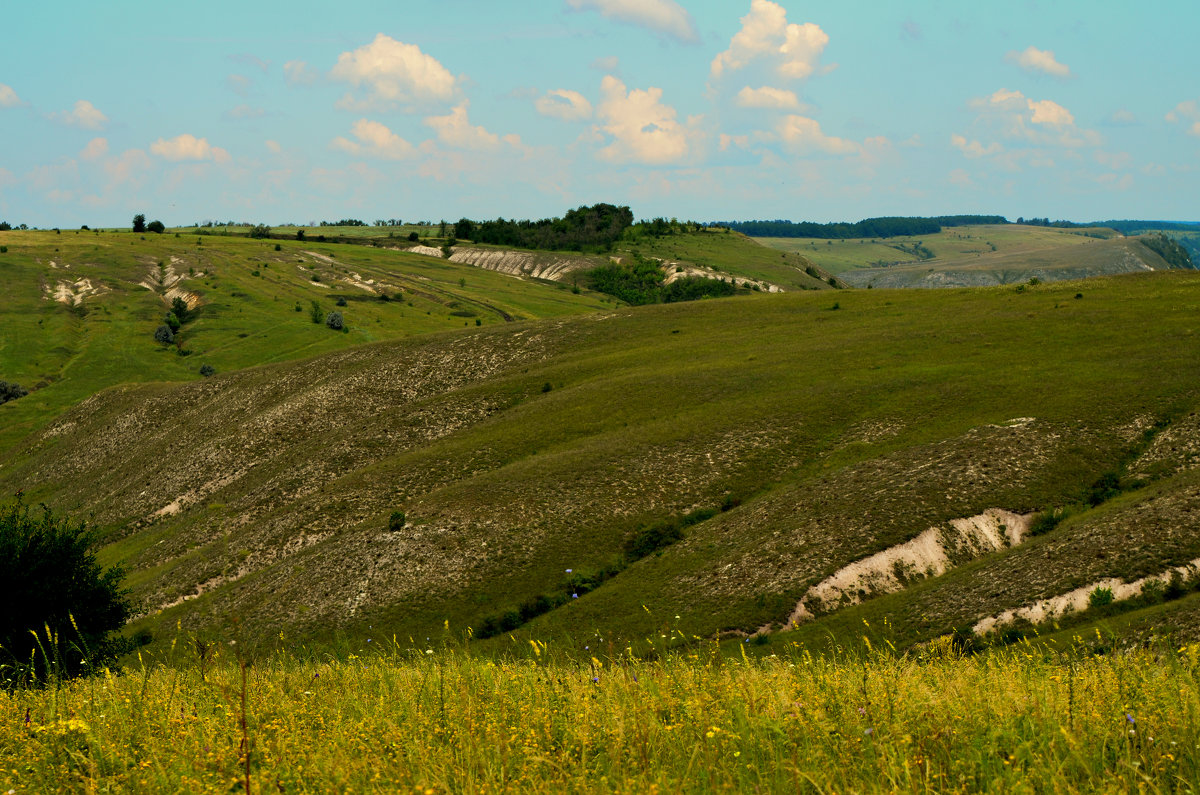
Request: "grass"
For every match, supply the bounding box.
[4,637,1199,792]
[0,228,609,454]
[757,224,1119,274]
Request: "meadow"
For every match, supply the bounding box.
[3,636,1197,793]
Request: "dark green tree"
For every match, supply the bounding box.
[146,220,165,234]
[132,214,146,233]
[0,497,131,682]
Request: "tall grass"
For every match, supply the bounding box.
[4,635,1198,792]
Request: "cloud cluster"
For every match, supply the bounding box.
[0,83,21,108]
[595,76,693,165]
[1166,100,1200,136]
[150,134,231,164]
[1006,46,1072,78]
[566,0,697,43]
[536,89,593,121]
[330,34,457,108]
[51,100,108,130]
[426,102,519,151]
[967,88,1098,149]
[711,0,829,80]
[735,86,800,110]
[332,119,415,160]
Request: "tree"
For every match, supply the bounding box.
[249,224,271,239]
[171,296,191,323]
[147,220,165,234]
[325,311,344,330]
[132,214,146,233]
[0,381,28,405]
[0,497,131,682]
[454,218,475,240]
[154,324,175,345]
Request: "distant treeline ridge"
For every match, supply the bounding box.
[718,216,1009,239]
[455,203,634,252]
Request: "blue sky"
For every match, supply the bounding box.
[2,0,1197,227]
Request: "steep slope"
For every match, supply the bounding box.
[3,271,1200,652]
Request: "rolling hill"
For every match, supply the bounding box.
[757,223,1189,288]
[3,264,1200,655]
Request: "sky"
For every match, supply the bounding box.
[2,0,1198,227]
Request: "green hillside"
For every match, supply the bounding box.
[4,268,1200,655]
[756,223,1188,287]
[0,228,610,453]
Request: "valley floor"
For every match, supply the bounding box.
[5,641,1198,793]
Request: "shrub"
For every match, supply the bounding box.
[164,311,181,332]
[1088,586,1115,609]
[0,247,6,254]
[325,311,344,330]
[274,243,282,251]
[249,224,271,239]
[541,382,553,393]
[0,498,131,683]
[199,364,215,377]
[154,324,175,345]
[407,232,419,242]
[0,380,28,405]
[147,220,165,234]
[336,296,347,307]
[309,300,323,324]
[388,511,406,532]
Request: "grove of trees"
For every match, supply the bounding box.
[455,204,634,252]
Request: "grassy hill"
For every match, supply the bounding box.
[756,224,1187,287]
[3,267,1199,654]
[0,228,611,453]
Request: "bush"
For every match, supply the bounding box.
[407,232,419,242]
[0,498,131,683]
[336,296,347,307]
[147,220,165,234]
[325,311,344,330]
[0,247,6,254]
[1088,586,1115,609]
[154,324,175,345]
[199,364,215,377]
[274,243,282,251]
[164,311,181,333]
[388,511,406,532]
[309,300,322,324]
[249,224,271,239]
[0,380,27,405]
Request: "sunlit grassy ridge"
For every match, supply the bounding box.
[757,224,1180,287]
[4,639,1199,793]
[0,228,610,453]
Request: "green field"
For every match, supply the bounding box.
[752,223,1185,288]
[4,640,1198,792]
[0,229,611,453]
[3,261,1200,655]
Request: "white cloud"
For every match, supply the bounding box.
[80,137,109,161]
[735,85,800,109]
[536,89,593,121]
[330,34,457,108]
[1166,100,1200,137]
[284,60,319,86]
[331,119,416,160]
[1028,99,1073,127]
[150,134,231,163]
[52,100,108,130]
[566,0,698,42]
[265,139,282,154]
[711,0,829,81]
[1006,46,1071,78]
[775,115,859,155]
[425,102,514,151]
[103,149,152,186]
[0,83,21,108]
[595,75,693,165]
[969,88,1099,148]
[591,55,620,72]
[951,134,1002,158]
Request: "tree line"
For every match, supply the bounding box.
[454,203,634,252]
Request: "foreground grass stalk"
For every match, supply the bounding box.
[3,642,1200,792]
